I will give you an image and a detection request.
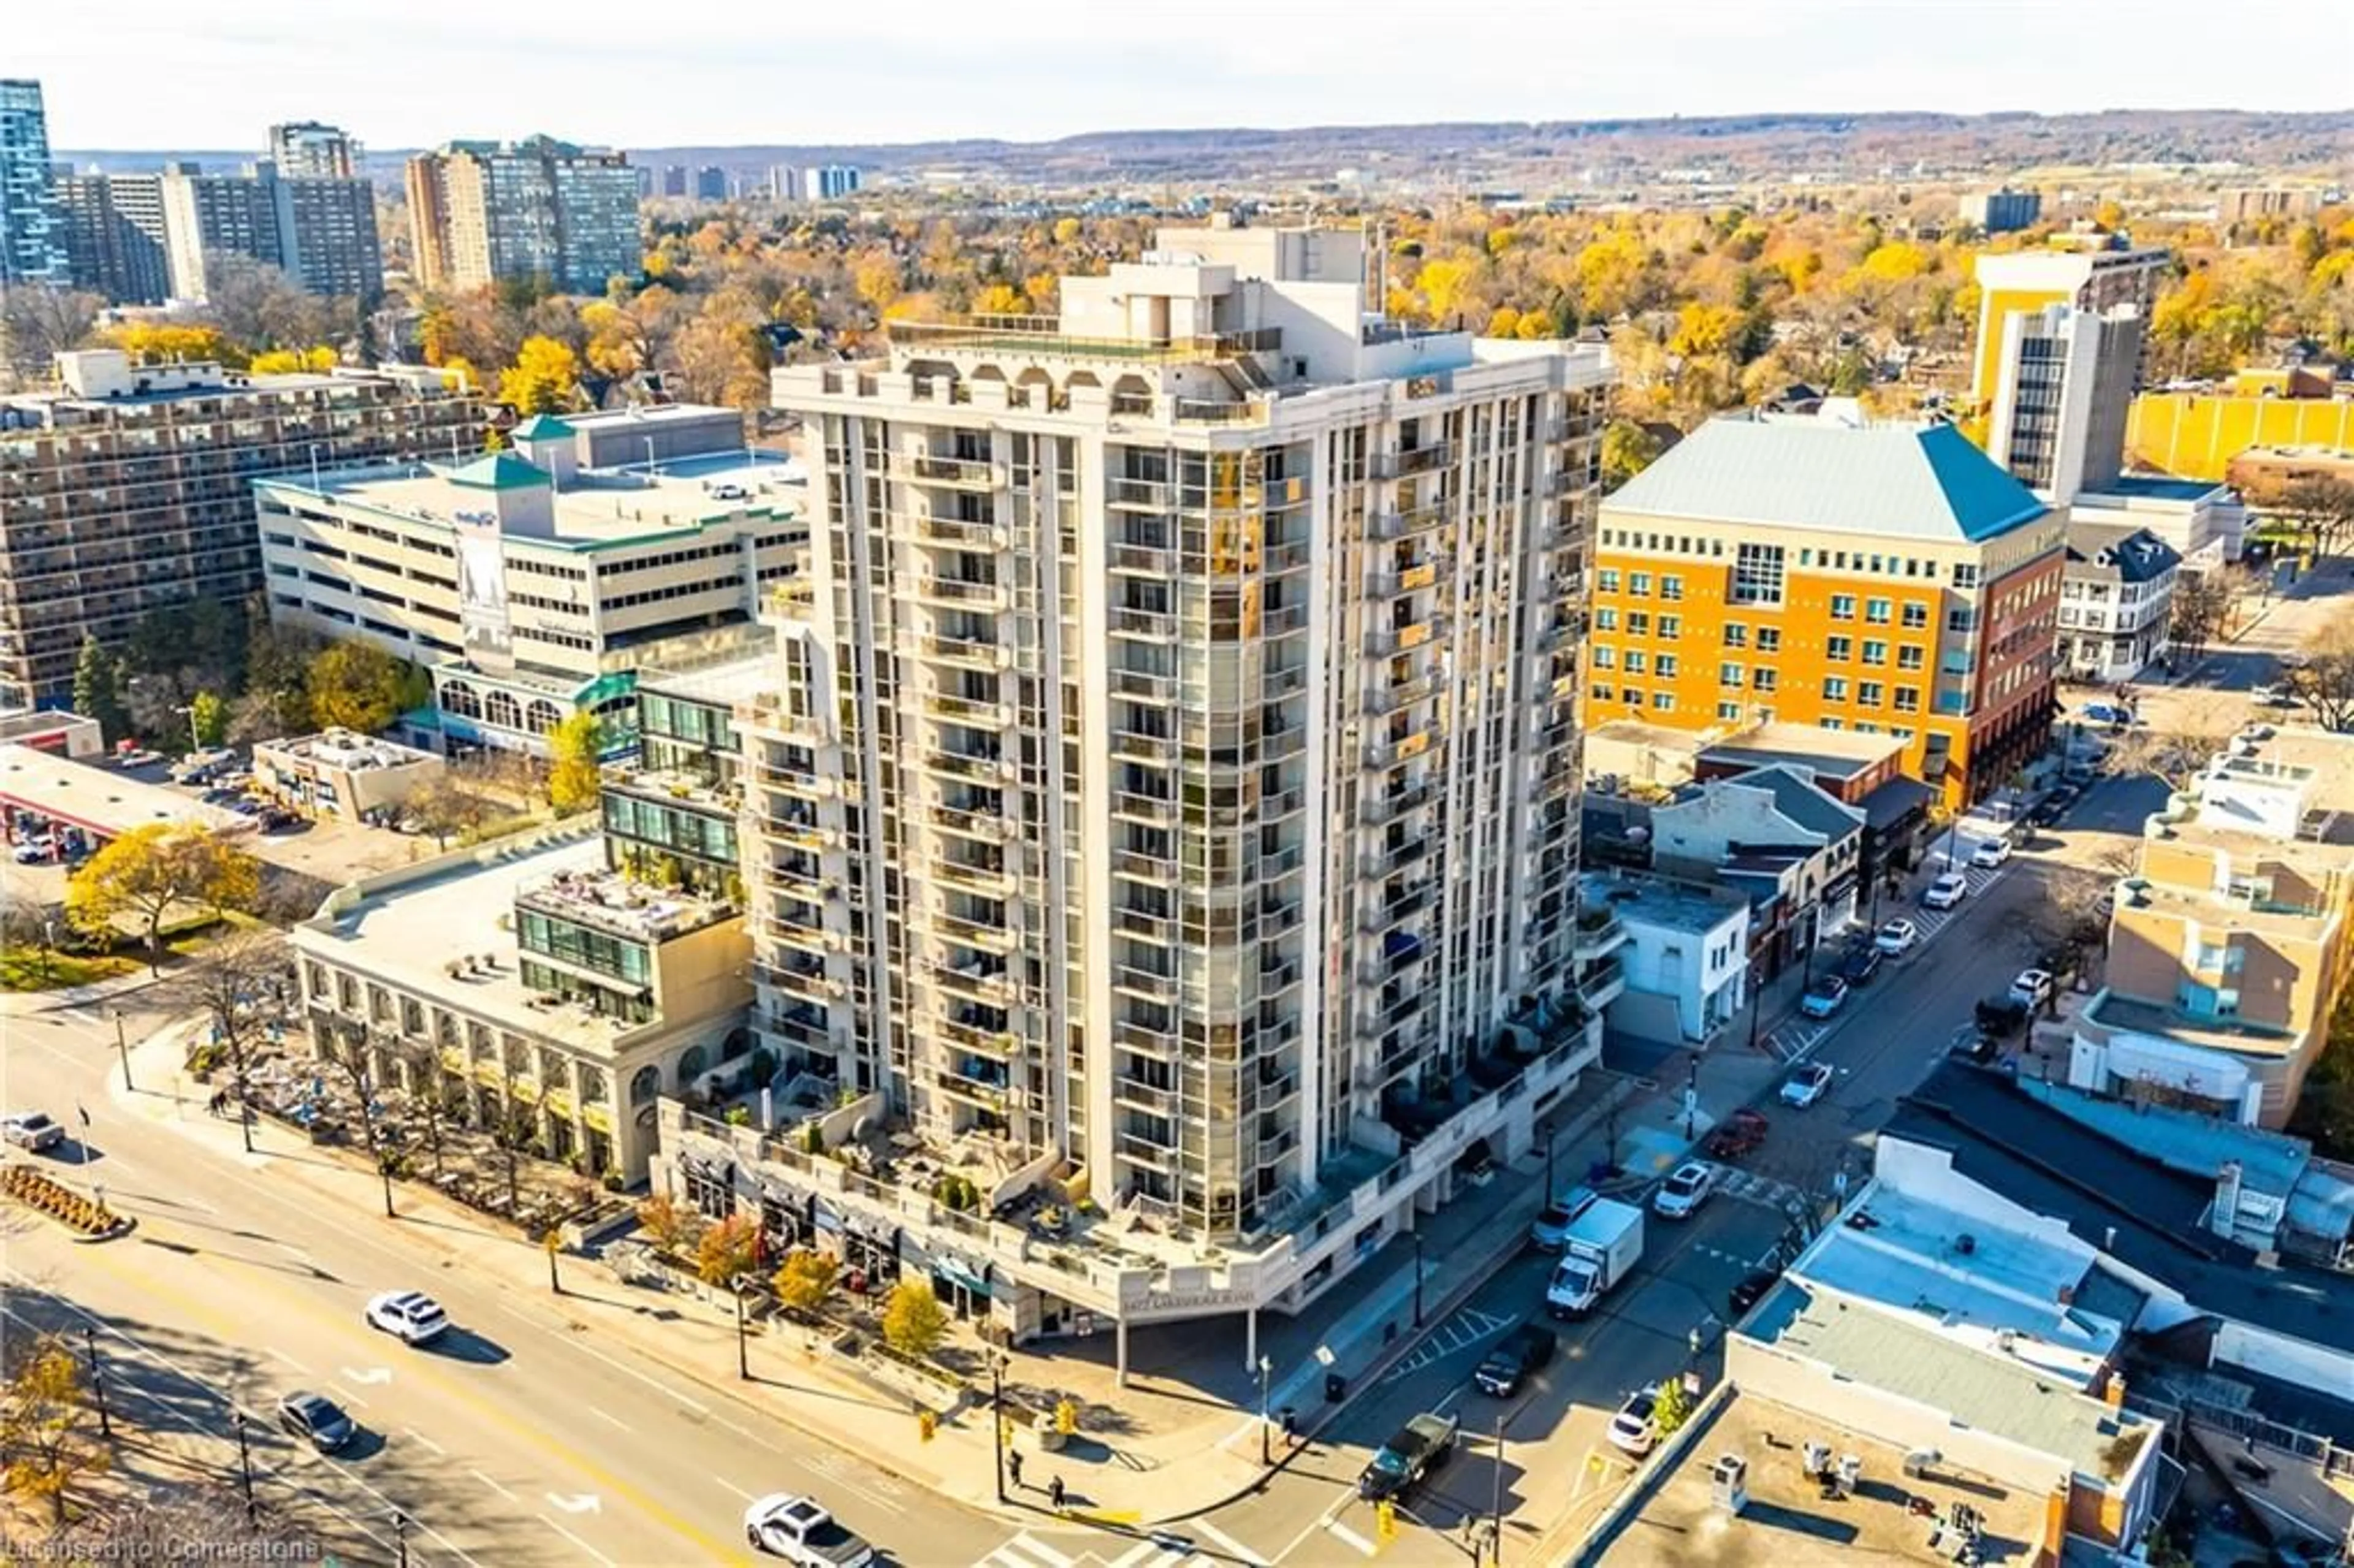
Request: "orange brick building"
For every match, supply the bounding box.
[1583,419,2063,807]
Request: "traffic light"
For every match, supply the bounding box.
[918,1410,937,1443]
[1374,1499,1398,1543]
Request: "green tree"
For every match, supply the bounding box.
[546,712,604,816]
[881,1279,950,1358]
[772,1247,840,1317]
[188,690,228,747]
[1,1335,109,1523]
[1652,1376,1692,1436]
[306,641,412,734]
[1599,421,1664,493]
[500,335,581,416]
[66,824,261,971]
[71,635,128,744]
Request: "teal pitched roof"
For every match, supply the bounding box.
[511,413,576,441]
[447,451,551,491]
[1608,417,2048,543]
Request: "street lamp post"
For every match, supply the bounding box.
[1490,1412,1507,1568]
[545,1230,563,1295]
[734,1277,751,1381]
[1257,1354,1273,1466]
[1683,1057,1700,1141]
[232,1410,257,1520]
[390,1510,409,1568]
[990,1354,1008,1503]
[83,1325,110,1439]
[1412,1230,1425,1328]
[172,703,200,758]
[111,1007,133,1094]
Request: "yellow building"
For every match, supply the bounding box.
[2127,389,2354,482]
[1586,418,2063,807]
[1970,243,2169,411]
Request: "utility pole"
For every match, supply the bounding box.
[734,1277,751,1380]
[991,1354,1007,1502]
[83,1325,110,1439]
[1490,1412,1507,1567]
[390,1510,409,1568]
[1412,1231,1425,1328]
[232,1410,257,1520]
[1257,1355,1273,1466]
[111,1008,133,1093]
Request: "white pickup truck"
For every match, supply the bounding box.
[743,1495,876,1567]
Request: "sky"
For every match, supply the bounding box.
[14,0,2353,153]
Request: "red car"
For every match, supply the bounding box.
[1704,1108,1768,1160]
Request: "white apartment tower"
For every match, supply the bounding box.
[731,223,1611,1329]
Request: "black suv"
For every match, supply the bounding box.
[1474,1322,1558,1398]
[1838,943,1884,988]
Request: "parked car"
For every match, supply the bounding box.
[1606,1387,1661,1456]
[1838,944,1884,987]
[1922,873,1969,910]
[1528,1186,1597,1252]
[1780,1064,1834,1108]
[1970,837,2013,869]
[1873,918,1919,956]
[275,1391,356,1452]
[1652,1161,1718,1220]
[2009,968,2055,1010]
[2081,701,2134,728]
[1727,1267,1783,1319]
[10,838,53,864]
[2,1111,65,1152]
[363,1290,449,1345]
[1798,975,1849,1019]
[1975,995,2032,1038]
[1473,1322,1558,1398]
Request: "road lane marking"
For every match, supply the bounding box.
[537,1512,620,1568]
[1192,1520,1270,1565]
[714,1478,760,1504]
[978,1535,1078,1568]
[0,1274,484,1568]
[588,1404,631,1432]
[267,1347,311,1374]
[471,1469,517,1501]
[403,1426,445,1456]
[326,1382,367,1408]
[1325,1520,1377,1556]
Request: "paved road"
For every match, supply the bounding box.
[3,1002,997,1567]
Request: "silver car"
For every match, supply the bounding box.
[2,1111,65,1153]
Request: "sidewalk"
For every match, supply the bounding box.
[105,1018,1776,1529]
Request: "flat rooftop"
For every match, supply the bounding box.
[1791,1187,2128,1390]
[635,653,779,712]
[1743,1277,2158,1484]
[297,836,658,1051]
[0,744,249,839]
[266,451,804,549]
[1581,870,1743,936]
[1697,721,1906,780]
[261,729,437,772]
[1590,1388,2055,1567]
[514,860,733,943]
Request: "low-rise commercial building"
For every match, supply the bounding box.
[1578,870,1747,1043]
[251,729,444,824]
[0,349,482,706]
[2059,522,2179,682]
[0,706,102,760]
[291,828,752,1183]
[253,408,804,755]
[2077,729,2354,1127]
[1651,763,1866,977]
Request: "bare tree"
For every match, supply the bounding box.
[2109,700,2237,795]
[186,929,286,1154]
[405,774,493,850]
[2287,607,2354,733]
[2168,569,2239,671]
[2025,864,2116,1007]
[0,284,102,387]
[313,1022,402,1219]
[2272,476,2354,564]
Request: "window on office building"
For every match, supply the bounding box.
[1729,543,1785,606]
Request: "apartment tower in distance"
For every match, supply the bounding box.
[267,121,360,179]
[405,138,638,295]
[652,219,1617,1354]
[1970,237,2168,417]
[0,79,67,287]
[0,349,481,706]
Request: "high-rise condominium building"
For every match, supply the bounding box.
[660,222,1613,1347]
[1986,302,2144,506]
[0,80,68,288]
[151,157,383,303]
[51,169,170,305]
[801,164,859,201]
[0,349,481,705]
[268,121,359,180]
[1959,188,2041,235]
[405,138,638,295]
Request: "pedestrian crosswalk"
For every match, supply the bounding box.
[1377,1304,1512,1385]
[1716,1168,1808,1216]
[973,1531,1232,1568]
